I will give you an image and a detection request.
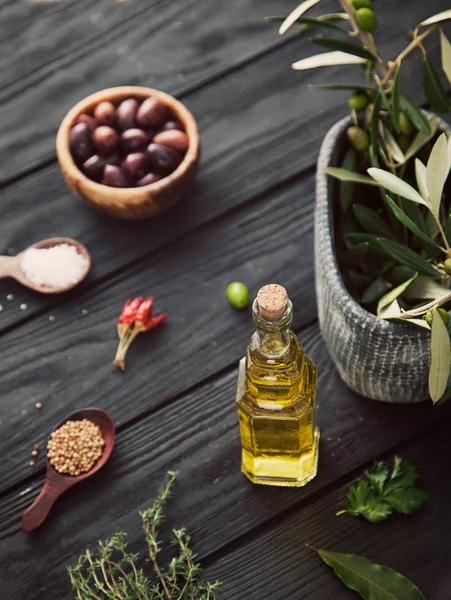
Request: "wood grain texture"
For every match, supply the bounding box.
[205,426,451,600]
[1,324,450,598]
[0,175,317,495]
[0,0,443,331]
[0,0,442,180]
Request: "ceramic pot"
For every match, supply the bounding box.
[315,115,436,403]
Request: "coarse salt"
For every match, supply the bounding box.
[20,244,88,289]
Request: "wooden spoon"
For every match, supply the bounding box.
[22,408,115,534]
[0,237,91,294]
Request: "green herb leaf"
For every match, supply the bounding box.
[385,195,441,250]
[278,0,322,34]
[337,456,429,525]
[420,9,451,27]
[426,133,450,217]
[392,65,401,131]
[369,94,381,166]
[349,270,372,289]
[353,204,397,240]
[423,55,451,113]
[297,13,350,37]
[415,159,430,203]
[292,50,367,70]
[362,278,392,304]
[440,29,451,85]
[376,238,438,277]
[325,167,378,185]
[308,83,373,91]
[311,37,375,60]
[377,273,418,316]
[429,307,451,403]
[404,114,438,160]
[340,149,357,211]
[399,93,431,135]
[405,276,449,300]
[314,548,426,600]
[367,168,429,206]
[379,122,405,164]
[340,243,369,269]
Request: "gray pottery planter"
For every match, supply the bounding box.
[315,116,432,403]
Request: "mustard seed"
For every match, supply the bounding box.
[31,449,38,457]
[29,460,35,467]
[35,402,42,410]
[47,418,105,476]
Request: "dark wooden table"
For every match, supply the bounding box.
[1,0,451,598]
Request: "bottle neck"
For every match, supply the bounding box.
[252,298,293,357]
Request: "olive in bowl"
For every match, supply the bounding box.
[56,86,200,220]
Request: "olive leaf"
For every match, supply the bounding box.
[292,51,367,70]
[385,195,442,251]
[353,204,397,240]
[313,548,426,600]
[311,38,375,61]
[419,9,451,27]
[426,133,449,217]
[377,238,439,278]
[278,0,323,34]
[379,298,403,320]
[340,149,357,211]
[415,159,430,203]
[362,278,392,304]
[429,307,451,403]
[340,243,369,269]
[367,168,429,206]
[345,233,390,259]
[324,167,377,185]
[448,134,451,172]
[440,29,451,86]
[404,114,438,160]
[308,83,373,91]
[399,93,431,135]
[349,270,372,289]
[404,276,449,300]
[392,65,401,131]
[423,56,451,113]
[379,122,405,164]
[297,13,350,37]
[377,273,417,316]
[369,94,380,166]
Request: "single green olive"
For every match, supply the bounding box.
[444,258,451,276]
[351,0,373,9]
[398,113,413,135]
[425,309,450,327]
[347,126,370,152]
[438,308,450,326]
[348,93,369,111]
[356,7,378,32]
[226,282,250,309]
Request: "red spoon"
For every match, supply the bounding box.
[22,407,115,533]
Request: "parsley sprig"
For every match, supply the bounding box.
[337,456,429,523]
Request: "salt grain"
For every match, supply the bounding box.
[49,315,55,322]
[20,303,27,311]
[6,294,14,301]
[20,244,88,289]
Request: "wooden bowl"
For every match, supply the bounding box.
[56,86,200,220]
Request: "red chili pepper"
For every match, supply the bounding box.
[146,313,168,330]
[114,296,167,371]
[135,297,154,327]
[119,297,143,325]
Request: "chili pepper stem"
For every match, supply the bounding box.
[114,329,141,371]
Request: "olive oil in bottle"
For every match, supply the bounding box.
[235,284,319,487]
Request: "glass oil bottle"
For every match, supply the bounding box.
[235,284,319,487]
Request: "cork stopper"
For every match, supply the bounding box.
[257,284,288,319]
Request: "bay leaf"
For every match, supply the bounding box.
[429,307,451,403]
[314,548,426,600]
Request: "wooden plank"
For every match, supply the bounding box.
[0,0,442,180]
[1,323,449,598]
[204,426,450,600]
[0,0,295,181]
[0,0,444,331]
[0,174,317,495]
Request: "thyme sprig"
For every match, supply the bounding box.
[67,471,221,599]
